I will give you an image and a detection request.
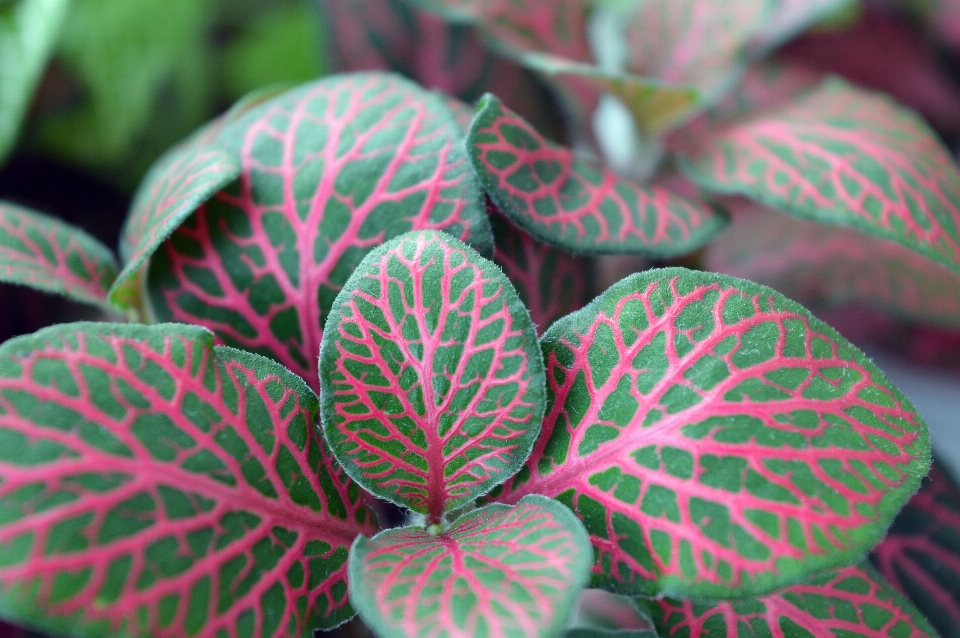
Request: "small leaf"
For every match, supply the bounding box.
[497,267,929,598]
[872,459,960,638]
[0,0,69,163]
[146,72,492,392]
[349,495,593,638]
[566,629,658,638]
[0,322,376,636]
[574,589,658,634]
[474,0,593,64]
[749,0,855,52]
[0,201,118,311]
[468,95,726,256]
[678,77,960,279]
[320,230,544,521]
[642,562,938,638]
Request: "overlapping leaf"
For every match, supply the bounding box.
[0,201,118,312]
[678,77,960,279]
[872,460,960,638]
[146,72,491,391]
[349,495,592,638]
[469,95,726,257]
[749,0,855,53]
[705,199,960,327]
[642,562,937,637]
[572,589,658,635]
[496,268,929,598]
[320,230,544,521]
[0,322,376,637]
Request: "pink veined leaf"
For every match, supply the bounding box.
[0,201,118,312]
[641,561,938,637]
[495,267,929,599]
[676,76,960,279]
[705,199,960,327]
[574,589,657,634]
[872,459,960,638]
[319,230,544,522]
[145,72,491,392]
[474,0,593,64]
[349,495,593,638]
[0,322,376,637]
[468,94,726,256]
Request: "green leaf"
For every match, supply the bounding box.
[350,495,593,638]
[0,0,70,164]
[0,322,376,636]
[320,230,544,521]
[0,201,118,312]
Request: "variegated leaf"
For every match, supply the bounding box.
[468,95,726,256]
[146,72,492,392]
[320,230,544,521]
[350,495,592,638]
[0,322,376,637]
[496,268,929,598]
[0,201,118,312]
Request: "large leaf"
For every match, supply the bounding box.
[350,495,592,638]
[320,230,544,521]
[0,201,118,312]
[0,322,376,637]
[468,95,726,256]
[705,199,960,327]
[642,562,937,637]
[872,460,960,638]
[495,268,929,598]
[0,0,69,163]
[146,72,492,392]
[678,77,960,279]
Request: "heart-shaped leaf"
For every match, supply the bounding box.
[872,460,960,638]
[320,230,544,522]
[145,72,492,392]
[641,562,938,638]
[496,267,929,598]
[0,322,376,637]
[349,495,592,638]
[705,199,960,327]
[468,95,726,256]
[677,77,960,279]
[0,201,118,312]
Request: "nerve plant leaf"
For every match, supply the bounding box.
[678,77,960,279]
[872,460,960,638]
[0,201,118,311]
[468,95,726,256]
[146,72,492,391]
[641,562,937,638]
[349,495,592,638]
[320,230,544,521]
[496,268,929,598]
[0,322,376,637]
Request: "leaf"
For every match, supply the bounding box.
[475,0,593,63]
[749,0,855,53]
[320,230,544,521]
[145,72,492,392]
[0,0,70,163]
[677,77,960,279]
[468,95,726,256]
[573,589,658,634]
[0,322,376,637]
[566,629,657,638]
[349,495,593,638]
[110,140,241,310]
[495,267,930,598]
[0,201,118,312]
[641,562,938,638]
[872,459,960,638]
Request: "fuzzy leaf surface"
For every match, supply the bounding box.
[872,460,960,638]
[0,322,376,637]
[350,495,592,638]
[469,95,725,256]
[678,77,960,278]
[146,73,491,391]
[320,230,543,521]
[0,201,118,311]
[643,562,937,637]
[496,268,929,598]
